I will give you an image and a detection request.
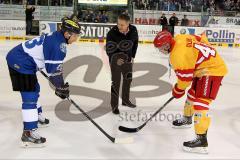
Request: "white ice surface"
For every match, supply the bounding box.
[0,41,240,159]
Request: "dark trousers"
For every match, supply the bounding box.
[26,20,32,35]
[162,25,174,36]
[169,25,175,36]
[110,59,133,109]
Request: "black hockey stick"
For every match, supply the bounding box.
[40,70,133,144]
[119,96,174,133]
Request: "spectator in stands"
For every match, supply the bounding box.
[169,0,176,11]
[203,0,209,11]
[181,15,189,26]
[70,12,80,22]
[2,0,10,4]
[163,0,168,10]
[77,10,83,22]
[168,13,178,35]
[185,0,192,12]
[51,0,59,6]
[158,0,164,10]
[12,0,22,4]
[37,0,48,5]
[159,13,168,28]
[122,9,129,16]
[83,10,94,22]
[66,0,73,6]
[237,0,240,12]
[93,16,100,23]
[222,0,229,10]
[135,0,146,10]
[99,11,109,23]
[207,0,215,14]
[207,5,215,15]
[25,3,35,35]
[93,12,101,23]
[230,0,236,11]
[27,0,35,5]
[148,0,156,10]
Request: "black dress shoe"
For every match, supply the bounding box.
[112,108,120,115]
[122,101,136,108]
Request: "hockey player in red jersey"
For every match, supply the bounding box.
[153,30,227,153]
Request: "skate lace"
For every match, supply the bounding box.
[30,130,41,140]
[189,135,200,143]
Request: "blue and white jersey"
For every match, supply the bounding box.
[6,31,67,75]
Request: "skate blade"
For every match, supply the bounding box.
[172,124,192,129]
[21,141,46,148]
[183,146,208,154]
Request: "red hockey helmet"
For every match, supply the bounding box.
[153,31,173,54]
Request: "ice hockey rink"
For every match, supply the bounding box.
[0,41,240,159]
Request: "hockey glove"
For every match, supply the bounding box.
[172,84,185,99]
[55,82,69,99]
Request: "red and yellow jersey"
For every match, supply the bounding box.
[170,34,228,90]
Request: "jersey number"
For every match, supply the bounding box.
[194,43,216,58]
[25,35,45,49]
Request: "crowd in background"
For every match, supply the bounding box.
[133,0,209,11]
[1,0,240,28]
[223,0,240,11]
[133,0,240,13]
[1,0,240,13]
[77,10,109,23]
[0,0,73,6]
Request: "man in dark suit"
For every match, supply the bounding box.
[160,13,168,29]
[181,15,189,26]
[168,13,178,36]
[106,14,139,114]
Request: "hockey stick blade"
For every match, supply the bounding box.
[118,126,138,133]
[118,123,146,133]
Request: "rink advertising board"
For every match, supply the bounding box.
[2,20,240,47]
[39,21,162,43]
[175,26,240,45]
[40,21,114,40]
[40,21,59,35]
[78,0,127,5]
[0,20,25,37]
[80,23,114,39]
[136,25,161,43]
[206,16,240,26]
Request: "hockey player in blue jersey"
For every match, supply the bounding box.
[6,17,81,147]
